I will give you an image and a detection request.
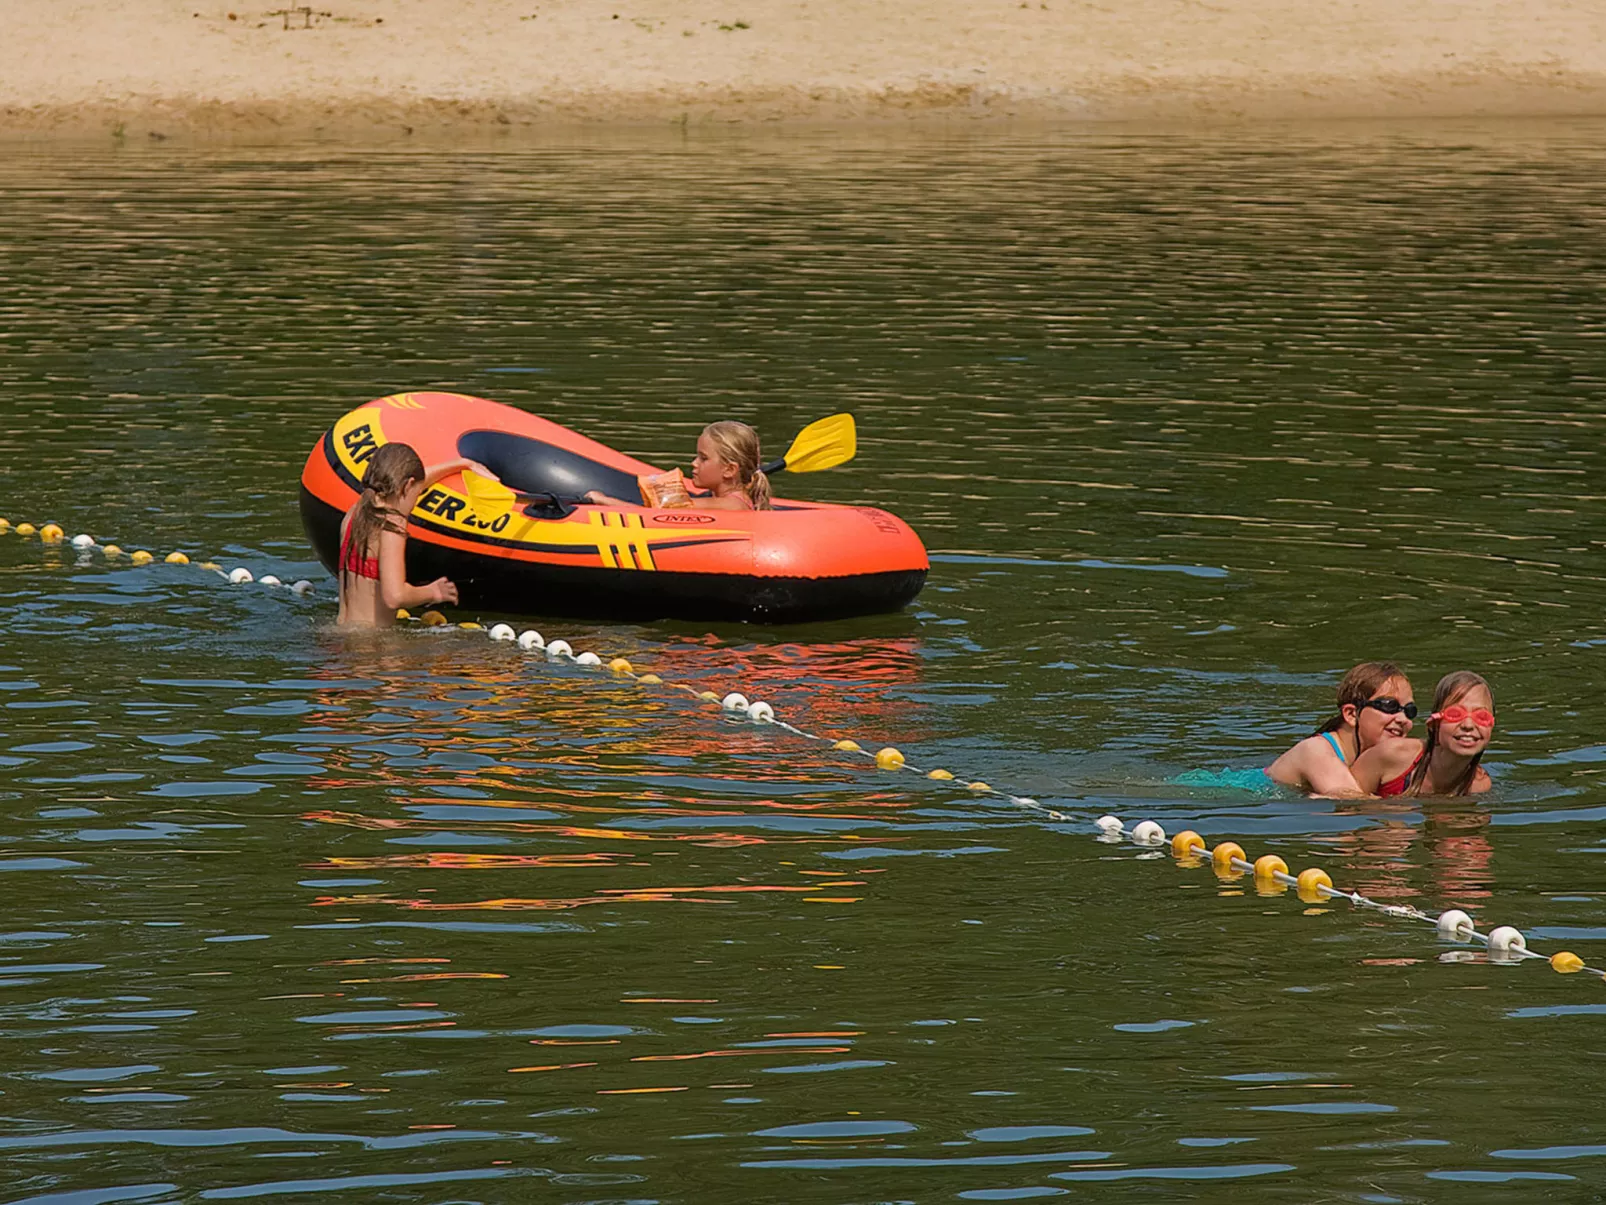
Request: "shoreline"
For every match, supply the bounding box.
[6,1,1606,139]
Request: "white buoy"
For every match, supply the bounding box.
[228,568,253,585]
[71,534,95,549]
[1436,909,1474,939]
[1131,820,1166,846]
[489,624,516,642]
[1094,815,1124,836]
[259,575,282,587]
[1487,926,1526,954]
[721,692,750,712]
[574,651,601,666]
[747,701,775,723]
[517,630,544,651]
[290,579,313,595]
[545,639,573,659]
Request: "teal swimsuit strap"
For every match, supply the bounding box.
[1321,730,1348,764]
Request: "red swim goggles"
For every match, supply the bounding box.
[1432,704,1495,729]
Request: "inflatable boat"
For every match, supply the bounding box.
[299,392,928,623]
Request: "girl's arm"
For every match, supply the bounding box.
[1266,737,1365,796]
[421,458,497,490]
[377,526,457,611]
[1350,738,1422,794]
[583,491,639,507]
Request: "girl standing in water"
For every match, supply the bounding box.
[336,442,496,628]
[1265,661,1418,795]
[1350,671,1495,797]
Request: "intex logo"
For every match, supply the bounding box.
[652,512,717,524]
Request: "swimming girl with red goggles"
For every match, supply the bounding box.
[1350,671,1494,798]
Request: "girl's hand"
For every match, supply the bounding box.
[583,490,604,504]
[428,577,459,605]
[463,460,498,483]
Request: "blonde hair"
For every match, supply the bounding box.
[701,421,771,510]
[1407,670,1493,797]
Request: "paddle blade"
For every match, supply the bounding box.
[779,413,856,474]
[461,469,518,519]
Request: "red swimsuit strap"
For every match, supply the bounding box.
[339,524,380,580]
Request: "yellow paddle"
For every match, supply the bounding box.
[459,413,857,520]
[759,412,857,476]
[460,469,525,518]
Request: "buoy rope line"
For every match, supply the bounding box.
[1090,815,1602,982]
[0,518,314,593]
[0,515,1054,819]
[7,517,1595,985]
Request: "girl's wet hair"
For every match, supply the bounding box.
[342,442,424,586]
[1315,660,1406,736]
[701,420,772,511]
[1407,670,1493,797]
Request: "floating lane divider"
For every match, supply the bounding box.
[10,516,1592,983]
[387,609,1068,821]
[1089,815,1602,982]
[0,519,314,594]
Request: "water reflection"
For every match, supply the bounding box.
[4,125,1606,1202]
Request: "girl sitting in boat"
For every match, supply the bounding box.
[585,421,774,512]
[1349,671,1495,797]
[336,442,497,628]
[1265,661,1418,795]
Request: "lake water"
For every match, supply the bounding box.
[3,122,1606,1203]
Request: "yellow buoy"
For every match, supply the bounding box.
[639,673,662,684]
[102,544,123,557]
[395,608,411,620]
[39,523,64,544]
[199,561,221,571]
[1211,841,1246,874]
[165,551,189,565]
[833,739,862,752]
[1171,830,1206,859]
[1296,867,1333,903]
[1254,854,1289,882]
[421,610,447,627]
[15,522,36,536]
[1551,951,1585,974]
[875,747,905,771]
[967,781,991,792]
[927,768,954,781]
[130,550,154,565]
[0,518,9,531]
[458,621,484,631]
[609,658,634,675]
[698,691,720,702]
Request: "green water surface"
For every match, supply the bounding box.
[2,123,1605,1203]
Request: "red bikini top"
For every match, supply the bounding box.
[339,526,380,581]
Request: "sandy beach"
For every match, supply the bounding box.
[5,0,1606,136]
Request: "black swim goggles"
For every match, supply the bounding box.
[1360,697,1418,720]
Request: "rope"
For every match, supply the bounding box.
[7,516,1591,982]
[1095,815,1597,979]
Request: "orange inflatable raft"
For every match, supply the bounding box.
[299,392,929,623]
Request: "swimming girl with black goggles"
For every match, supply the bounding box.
[1360,697,1417,720]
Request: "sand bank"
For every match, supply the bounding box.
[6,0,1606,136]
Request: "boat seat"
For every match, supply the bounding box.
[458,429,642,503]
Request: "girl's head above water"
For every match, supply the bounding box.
[1316,660,1416,752]
[361,442,426,504]
[1411,670,1495,795]
[694,421,772,510]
